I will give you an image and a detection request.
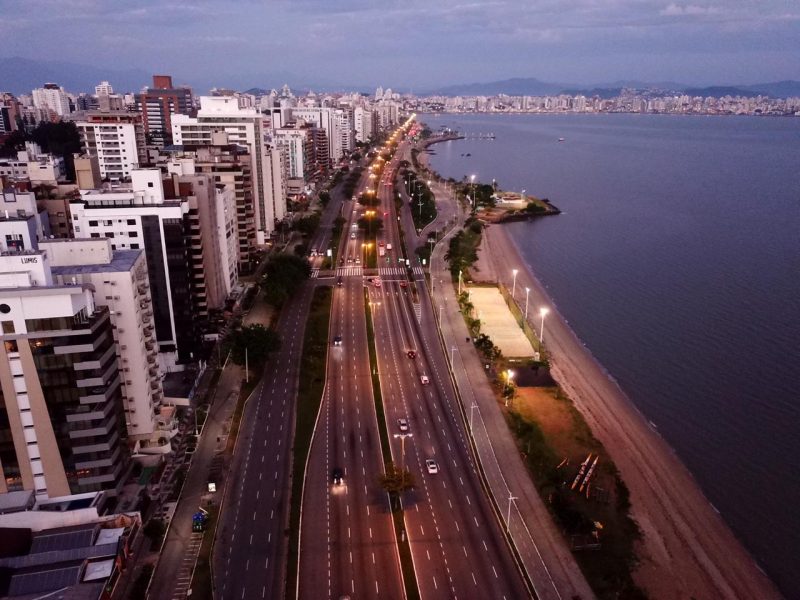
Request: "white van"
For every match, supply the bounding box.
[420,375,430,385]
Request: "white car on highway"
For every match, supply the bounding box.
[397,418,409,432]
[425,459,438,474]
[420,375,430,385]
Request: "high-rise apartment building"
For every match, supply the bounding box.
[74,111,148,181]
[172,96,285,243]
[44,238,175,458]
[162,140,256,272]
[163,159,239,305]
[69,169,197,368]
[0,252,130,496]
[31,84,71,118]
[136,75,194,148]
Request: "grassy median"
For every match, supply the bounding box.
[364,291,420,600]
[285,286,333,599]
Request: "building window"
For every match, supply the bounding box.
[129,231,138,237]
[127,219,136,225]
[130,243,140,249]
[1,321,13,334]
[89,220,98,226]
[90,233,100,238]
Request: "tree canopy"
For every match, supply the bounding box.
[261,253,312,307]
[227,324,281,369]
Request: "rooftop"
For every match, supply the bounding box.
[51,249,142,276]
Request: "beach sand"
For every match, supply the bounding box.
[479,223,782,599]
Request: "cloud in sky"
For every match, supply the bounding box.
[2,0,798,90]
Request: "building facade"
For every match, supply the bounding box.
[74,111,148,181]
[135,75,194,148]
[0,255,130,497]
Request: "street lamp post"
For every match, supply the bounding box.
[504,369,515,406]
[539,307,550,344]
[524,287,530,320]
[506,492,518,530]
[470,174,476,210]
[393,432,413,487]
[512,269,519,299]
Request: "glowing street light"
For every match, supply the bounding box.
[512,269,519,299]
[524,287,530,320]
[539,307,550,344]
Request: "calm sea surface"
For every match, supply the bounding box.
[424,113,800,596]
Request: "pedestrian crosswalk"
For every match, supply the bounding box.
[336,266,363,277]
[413,302,422,323]
[311,268,320,278]
[377,266,425,278]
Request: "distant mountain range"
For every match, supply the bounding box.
[1,56,154,95]
[427,77,800,98]
[2,57,799,99]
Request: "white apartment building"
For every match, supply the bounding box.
[334,107,354,157]
[273,127,312,181]
[172,96,285,243]
[0,188,51,252]
[354,106,376,143]
[74,112,148,181]
[32,84,71,117]
[70,169,195,369]
[44,239,174,460]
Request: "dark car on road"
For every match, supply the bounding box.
[332,468,344,485]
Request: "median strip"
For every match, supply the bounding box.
[286,286,333,599]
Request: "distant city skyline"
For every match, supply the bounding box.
[2,0,799,91]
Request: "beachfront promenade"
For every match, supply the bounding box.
[411,173,594,599]
[415,147,781,597]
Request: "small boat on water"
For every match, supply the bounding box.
[558,137,565,142]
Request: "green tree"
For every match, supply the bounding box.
[379,462,415,494]
[357,216,383,231]
[293,213,320,236]
[261,253,312,307]
[227,324,281,368]
[318,190,331,206]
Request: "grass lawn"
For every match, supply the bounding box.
[509,386,645,599]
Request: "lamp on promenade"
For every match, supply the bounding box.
[470,174,476,209]
[524,287,530,320]
[539,307,550,344]
[512,269,519,299]
[504,369,515,404]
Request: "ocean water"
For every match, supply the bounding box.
[424,113,800,595]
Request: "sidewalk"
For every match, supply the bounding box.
[147,364,243,600]
[423,179,594,599]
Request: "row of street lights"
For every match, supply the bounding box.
[511,269,549,344]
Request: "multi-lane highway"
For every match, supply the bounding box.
[213,173,356,600]
[365,141,531,598]
[298,172,405,599]
[213,282,315,600]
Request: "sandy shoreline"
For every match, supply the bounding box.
[478,223,782,599]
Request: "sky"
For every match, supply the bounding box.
[2,0,800,90]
